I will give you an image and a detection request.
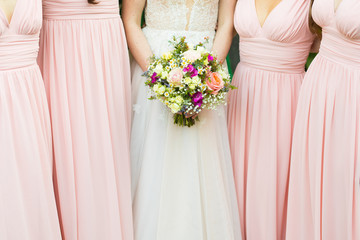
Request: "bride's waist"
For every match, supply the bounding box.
[142,27,215,40]
[143,26,215,33]
[142,27,215,54]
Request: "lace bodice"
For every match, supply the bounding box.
[145,0,219,31]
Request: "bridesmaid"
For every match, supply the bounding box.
[0,0,61,239]
[227,0,315,239]
[37,0,133,239]
[286,0,360,239]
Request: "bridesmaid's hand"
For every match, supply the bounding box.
[211,0,237,63]
[122,0,153,72]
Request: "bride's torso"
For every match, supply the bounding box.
[142,0,219,55]
[144,0,219,32]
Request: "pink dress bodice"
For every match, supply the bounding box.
[0,0,42,70]
[285,2,360,240]
[312,0,360,67]
[0,1,62,239]
[234,0,314,73]
[42,0,120,19]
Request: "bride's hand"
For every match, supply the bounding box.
[183,111,199,119]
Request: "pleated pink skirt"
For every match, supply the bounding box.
[38,16,133,240]
[227,63,303,240]
[0,65,61,239]
[286,54,360,240]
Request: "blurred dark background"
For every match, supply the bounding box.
[228,35,240,75]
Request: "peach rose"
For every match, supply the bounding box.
[183,50,202,62]
[168,68,183,85]
[206,72,224,95]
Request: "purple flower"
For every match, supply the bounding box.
[190,69,198,78]
[208,54,214,62]
[151,72,159,83]
[191,92,203,108]
[184,64,198,77]
[183,64,195,73]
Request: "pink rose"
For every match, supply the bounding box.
[168,68,183,85]
[183,50,202,62]
[206,72,224,95]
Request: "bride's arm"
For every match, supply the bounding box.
[122,0,153,71]
[211,0,236,63]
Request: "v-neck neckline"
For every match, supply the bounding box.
[0,0,20,26]
[253,0,285,29]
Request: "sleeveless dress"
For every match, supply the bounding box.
[0,0,61,239]
[286,0,360,239]
[130,0,241,239]
[37,1,133,239]
[227,0,314,239]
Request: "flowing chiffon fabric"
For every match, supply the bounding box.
[227,0,314,239]
[286,0,360,239]
[38,1,133,239]
[130,1,241,238]
[0,0,61,239]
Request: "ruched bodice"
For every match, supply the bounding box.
[42,0,120,19]
[38,0,134,239]
[239,38,311,73]
[0,0,62,239]
[144,0,219,31]
[229,1,315,239]
[234,0,314,73]
[0,0,42,70]
[320,27,360,67]
[0,35,40,70]
[286,1,360,240]
[313,0,360,68]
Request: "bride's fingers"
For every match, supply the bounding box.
[184,112,193,118]
[186,113,199,119]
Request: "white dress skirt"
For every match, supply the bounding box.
[130,27,241,240]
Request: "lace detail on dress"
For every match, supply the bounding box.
[145,0,219,31]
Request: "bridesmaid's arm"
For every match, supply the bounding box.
[122,0,153,71]
[212,0,236,63]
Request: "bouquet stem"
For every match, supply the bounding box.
[174,114,200,127]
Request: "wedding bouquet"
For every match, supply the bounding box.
[144,36,234,127]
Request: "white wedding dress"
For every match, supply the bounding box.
[130,0,241,239]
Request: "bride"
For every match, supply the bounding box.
[122,0,241,239]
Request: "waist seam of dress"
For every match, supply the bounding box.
[239,62,306,74]
[317,53,360,71]
[43,15,120,21]
[0,63,38,72]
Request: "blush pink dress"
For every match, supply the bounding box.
[37,1,133,239]
[0,0,61,239]
[286,0,360,239]
[227,0,314,239]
